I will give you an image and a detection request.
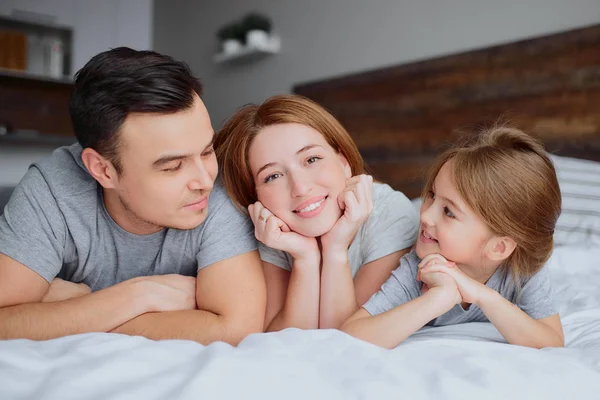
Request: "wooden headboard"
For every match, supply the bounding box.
[294,24,600,199]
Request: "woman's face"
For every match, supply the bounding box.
[249,123,352,237]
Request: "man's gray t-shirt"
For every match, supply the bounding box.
[363,250,557,325]
[259,182,419,277]
[0,144,257,291]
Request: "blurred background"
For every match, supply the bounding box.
[1,0,599,189]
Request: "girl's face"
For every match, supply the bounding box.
[416,161,495,271]
[249,123,352,237]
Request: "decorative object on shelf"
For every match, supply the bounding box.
[0,15,72,80]
[242,13,272,48]
[217,22,244,55]
[214,12,280,64]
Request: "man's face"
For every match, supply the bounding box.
[110,95,218,233]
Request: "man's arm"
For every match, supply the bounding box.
[0,253,192,340]
[111,250,267,345]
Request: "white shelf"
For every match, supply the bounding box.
[213,35,281,63]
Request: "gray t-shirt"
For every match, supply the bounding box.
[363,250,557,325]
[259,182,419,277]
[0,144,257,291]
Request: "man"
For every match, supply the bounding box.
[0,47,266,345]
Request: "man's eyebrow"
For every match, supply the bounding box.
[152,154,191,168]
[204,132,216,150]
[152,133,216,168]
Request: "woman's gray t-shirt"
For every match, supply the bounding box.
[363,250,557,325]
[258,182,419,277]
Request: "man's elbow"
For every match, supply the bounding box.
[223,315,265,346]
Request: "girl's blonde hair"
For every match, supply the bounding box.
[214,94,366,211]
[422,127,561,284]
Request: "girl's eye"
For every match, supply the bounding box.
[306,156,322,164]
[264,173,282,183]
[444,206,456,219]
[427,190,435,200]
[163,162,182,172]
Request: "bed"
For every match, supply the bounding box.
[1,25,600,400]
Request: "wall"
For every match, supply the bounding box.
[153,0,600,128]
[0,0,153,185]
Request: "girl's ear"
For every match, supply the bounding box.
[338,153,352,179]
[485,236,517,262]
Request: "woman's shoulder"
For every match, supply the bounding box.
[372,182,413,208]
[370,182,419,224]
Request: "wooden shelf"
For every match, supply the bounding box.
[214,35,281,63]
[0,68,72,85]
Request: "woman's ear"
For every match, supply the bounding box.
[338,153,352,179]
[485,236,517,262]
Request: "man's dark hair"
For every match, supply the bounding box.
[69,47,203,173]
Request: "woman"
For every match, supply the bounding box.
[215,95,418,331]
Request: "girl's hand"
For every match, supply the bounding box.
[249,201,319,261]
[417,254,461,307]
[419,261,487,306]
[321,175,374,254]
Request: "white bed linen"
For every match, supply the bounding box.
[1,246,599,400]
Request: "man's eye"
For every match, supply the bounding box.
[163,162,182,172]
[265,173,282,183]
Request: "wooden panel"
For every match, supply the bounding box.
[295,23,600,198]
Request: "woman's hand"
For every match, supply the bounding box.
[42,278,92,302]
[321,174,374,255]
[417,254,461,307]
[419,258,488,306]
[249,201,319,261]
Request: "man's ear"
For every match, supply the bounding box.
[81,148,120,189]
[485,236,517,263]
[338,153,352,179]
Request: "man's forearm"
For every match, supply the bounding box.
[0,282,147,340]
[111,309,257,345]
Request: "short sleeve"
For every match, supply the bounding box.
[0,167,66,281]
[258,242,292,271]
[516,267,557,320]
[195,184,258,270]
[362,250,422,314]
[362,184,419,265]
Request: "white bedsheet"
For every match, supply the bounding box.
[1,246,599,400]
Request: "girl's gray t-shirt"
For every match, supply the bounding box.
[258,182,419,277]
[363,250,557,325]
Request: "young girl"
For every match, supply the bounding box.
[341,127,564,349]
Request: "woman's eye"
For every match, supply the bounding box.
[306,156,322,164]
[264,173,282,183]
[163,162,182,172]
[444,206,456,218]
[202,147,215,157]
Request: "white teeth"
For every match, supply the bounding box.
[298,199,325,213]
[423,231,434,240]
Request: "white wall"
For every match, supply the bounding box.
[153,0,600,128]
[0,0,154,186]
